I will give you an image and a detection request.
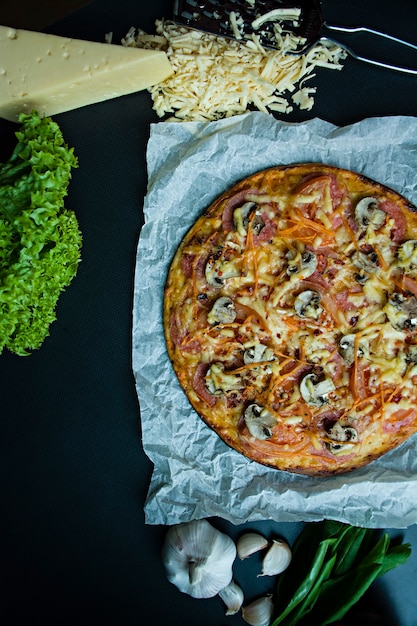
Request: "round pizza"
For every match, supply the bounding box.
[163,163,417,476]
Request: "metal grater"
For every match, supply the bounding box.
[172,0,322,50]
[173,1,417,74]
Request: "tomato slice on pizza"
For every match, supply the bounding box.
[164,164,417,476]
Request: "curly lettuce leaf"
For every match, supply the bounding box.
[0,110,82,355]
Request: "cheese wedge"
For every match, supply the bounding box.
[0,25,173,122]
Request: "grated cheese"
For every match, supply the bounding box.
[121,20,346,122]
[251,8,301,31]
[229,11,244,40]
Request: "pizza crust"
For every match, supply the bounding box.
[164,164,417,476]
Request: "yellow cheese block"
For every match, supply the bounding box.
[0,25,173,122]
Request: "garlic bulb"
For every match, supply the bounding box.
[242,595,274,626]
[162,519,236,598]
[237,532,269,559]
[218,579,244,615]
[259,539,292,576]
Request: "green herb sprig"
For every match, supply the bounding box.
[271,520,411,626]
[0,110,81,355]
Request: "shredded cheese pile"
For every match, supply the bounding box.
[122,19,346,122]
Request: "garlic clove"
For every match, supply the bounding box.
[242,595,274,626]
[218,579,244,615]
[237,532,269,559]
[162,519,237,599]
[258,539,292,577]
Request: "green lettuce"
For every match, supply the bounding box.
[0,110,82,355]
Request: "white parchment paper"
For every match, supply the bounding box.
[132,112,417,528]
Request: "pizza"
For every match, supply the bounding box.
[163,163,417,476]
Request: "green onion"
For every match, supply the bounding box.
[271,520,411,626]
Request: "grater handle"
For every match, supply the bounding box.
[324,22,417,51]
[321,22,417,75]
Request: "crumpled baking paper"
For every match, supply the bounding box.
[132,111,417,528]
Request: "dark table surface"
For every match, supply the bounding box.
[2,1,417,625]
